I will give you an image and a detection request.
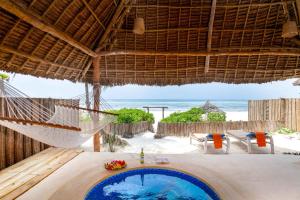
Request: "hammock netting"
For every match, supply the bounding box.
[0,80,117,148]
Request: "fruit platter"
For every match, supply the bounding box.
[104,160,127,171]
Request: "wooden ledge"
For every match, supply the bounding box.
[56,104,119,116]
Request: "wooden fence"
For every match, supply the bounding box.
[0,98,78,170]
[103,121,154,138]
[248,98,300,131]
[156,121,283,137]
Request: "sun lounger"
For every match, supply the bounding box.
[190,133,230,154]
[226,129,274,154]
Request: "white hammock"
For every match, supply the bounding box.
[0,80,117,148]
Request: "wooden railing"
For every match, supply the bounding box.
[155,121,284,138]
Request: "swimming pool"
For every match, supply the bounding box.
[85,168,220,200]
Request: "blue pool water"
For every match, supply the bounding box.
[85,168,220,200]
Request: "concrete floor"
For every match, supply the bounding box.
[17,152,300,200]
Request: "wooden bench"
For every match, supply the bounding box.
[0,147,83,200]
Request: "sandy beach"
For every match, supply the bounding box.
[81,110,298,154]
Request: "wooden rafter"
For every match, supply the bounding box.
[97,0,127,51]
[0,0,98,57]
[295,0,300,22]
[81,0,106,30]
[0,45,81,72]
[20,0,58,73]
[45,0,106,75]
[205,0,217,73]
[97,50,300,57]
[78,0,128,81]
[107,0,134,50]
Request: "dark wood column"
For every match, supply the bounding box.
[92,56,101,152]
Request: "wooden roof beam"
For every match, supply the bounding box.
[100,67,300,73]
[97,50,300,57]
[0,45,82,72]
[129,1,293,9]
[205,0,217,73]
[114,27,282,32]
[0,0,98,57]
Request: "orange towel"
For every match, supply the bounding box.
[213,134,223,149]
[256,132,266,147]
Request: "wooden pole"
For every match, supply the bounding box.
[85,82,91,110]
[0,0,98,57]
[205,0,217,73]
[93,57,101,152]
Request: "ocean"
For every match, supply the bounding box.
[106,99,248,112]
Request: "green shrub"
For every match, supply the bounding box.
[277,127,294,135]
[161,107,205,123]
[207,112,226,122]
[112,108,154,124]
[0,73,9,80]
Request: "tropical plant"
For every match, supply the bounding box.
[207,112,226,122]
[107,132,117,152]
[161,107,205,123]
[111,108,154,124]
[0,73,9,81]
[277,127,294,135]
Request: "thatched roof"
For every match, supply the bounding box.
[1,0,300,86]
[201,100,224,113]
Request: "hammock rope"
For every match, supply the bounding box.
[0,80,117,148]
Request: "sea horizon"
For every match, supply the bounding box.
[106,99,249,112]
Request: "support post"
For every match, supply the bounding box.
[85,82,91,110]
[295,0,300,24]
[93,56,101,152]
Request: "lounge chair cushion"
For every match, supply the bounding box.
[246,132,268,138]
[207,134,225,139]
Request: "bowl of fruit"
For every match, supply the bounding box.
[104,160,127,171]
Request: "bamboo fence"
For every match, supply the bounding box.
[248,98,300,131]
[156,121,283,138]
[0,98,78,170]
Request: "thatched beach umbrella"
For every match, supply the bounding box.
[293,79,300,86]
[201,101,224,113]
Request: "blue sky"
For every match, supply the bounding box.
[6,73,300,100]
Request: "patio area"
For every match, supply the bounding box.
[15,151,300,200]
[1,0,300,199]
